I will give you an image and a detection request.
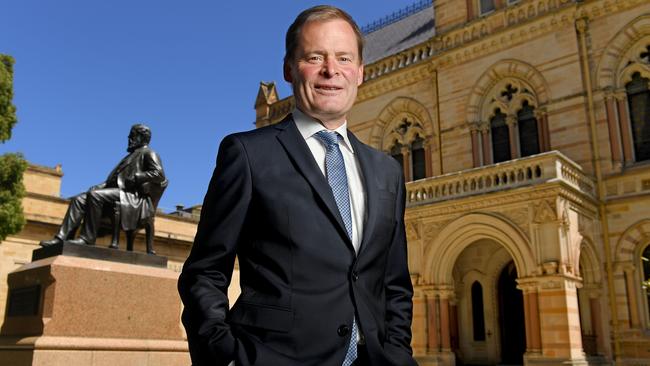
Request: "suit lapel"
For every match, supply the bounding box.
[348,132,380,257]
[275,115,354,250]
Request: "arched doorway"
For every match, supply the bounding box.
[497,261,526,364]
[453,240,525,365]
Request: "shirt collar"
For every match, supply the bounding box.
[292,108,354,154]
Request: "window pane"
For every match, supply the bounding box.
[472,281,486,341]
[518,102,540,157]
[491,110,511,163]
[626,73,650,162]
[412,147,426,181]
[480,0,496,14]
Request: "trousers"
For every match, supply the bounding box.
[56,188,121,243]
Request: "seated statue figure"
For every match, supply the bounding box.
[40,123,167,254]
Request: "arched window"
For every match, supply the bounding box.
[491,108,511,163]
[479,0,495,15]
[642,245,650,321]
[472,281,486,341]
[384,117,430,182]
[411,136,426,181]
[517,101,540,157]
[625,72,650,162]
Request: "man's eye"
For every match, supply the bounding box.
[308,56,323,62]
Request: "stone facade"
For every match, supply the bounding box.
[256,0,650,364]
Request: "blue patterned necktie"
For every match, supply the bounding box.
[313,130,358,366]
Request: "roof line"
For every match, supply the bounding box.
[361,0,434,35]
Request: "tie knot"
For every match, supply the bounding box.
[314,130,340,148]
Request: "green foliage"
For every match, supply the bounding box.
[0,153,27,240]
[0,54,26,240]
[0,54,17,143]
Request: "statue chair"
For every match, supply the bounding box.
[106,180,168,255]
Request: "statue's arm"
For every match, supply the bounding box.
[90,182,107,191]
[135,150,166,185]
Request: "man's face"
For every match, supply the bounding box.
[127,129,141,152]
[284,19,364,126]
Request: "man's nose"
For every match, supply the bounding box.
[320,59,338,77]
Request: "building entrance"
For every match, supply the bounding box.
[497,261,525,365]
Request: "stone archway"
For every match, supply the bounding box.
[421,213,535,365]
[423,212,536,285]
[452,238,522,365]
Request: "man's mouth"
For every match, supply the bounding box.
[315,84,342,91]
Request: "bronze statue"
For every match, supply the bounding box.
[40,124,167,254]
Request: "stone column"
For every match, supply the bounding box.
[537,275,586,361]
[519,281,542,354]
[412,289,428,356]
[480,122,491,165]
[439,289,453,351]
[529,290,542,351]
[615,90,634,163]
[623,264,640,328]
[469,122,481,167]
[604,91,623,165]
[534,108,550,152]
[424,289,439,353]
[506,114,519,159]
[402,146,411,182]
[424,141,433,178]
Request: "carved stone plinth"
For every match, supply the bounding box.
[0,251,188,366]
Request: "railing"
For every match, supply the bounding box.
[361,0,433,34]
[406,151,596,206]
[363,41,434,81]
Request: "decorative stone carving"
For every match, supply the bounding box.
[533,199,557,224]
[406,220,421,241]
[499,207,530,238]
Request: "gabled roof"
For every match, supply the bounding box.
[362,2,435,65]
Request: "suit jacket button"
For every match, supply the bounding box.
[351,271,359,281]
[337,325,350,337]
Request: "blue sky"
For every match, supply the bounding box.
[1,0,422,212]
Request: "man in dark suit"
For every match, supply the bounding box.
[178,6,416,366]
[39,123,166,253]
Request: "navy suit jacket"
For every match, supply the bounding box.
[178,115,416,366]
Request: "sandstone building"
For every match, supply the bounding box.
[255,0,650,364]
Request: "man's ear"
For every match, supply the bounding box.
[283,61,293,83]
[357,63,364,86]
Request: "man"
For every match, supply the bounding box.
[40,123,166,253]
[178,6,416,366]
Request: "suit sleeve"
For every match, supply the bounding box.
[135,149,166,184]
[383,168,416,364]
[178,134,252,366]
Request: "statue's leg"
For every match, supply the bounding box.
[126,231,135,251]
[109,203,120,249]
[57,193,88,240]
[78,188,120,245]
[145,220,155,255]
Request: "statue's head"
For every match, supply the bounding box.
[128,123,151,152]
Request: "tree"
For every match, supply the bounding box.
[0,54,26,241]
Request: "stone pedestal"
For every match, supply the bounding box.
[0,246,189,366]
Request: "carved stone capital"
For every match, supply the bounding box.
[575,18,588,34]
[505,114,518,127]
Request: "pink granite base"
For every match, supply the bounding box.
[0,255,189,365]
